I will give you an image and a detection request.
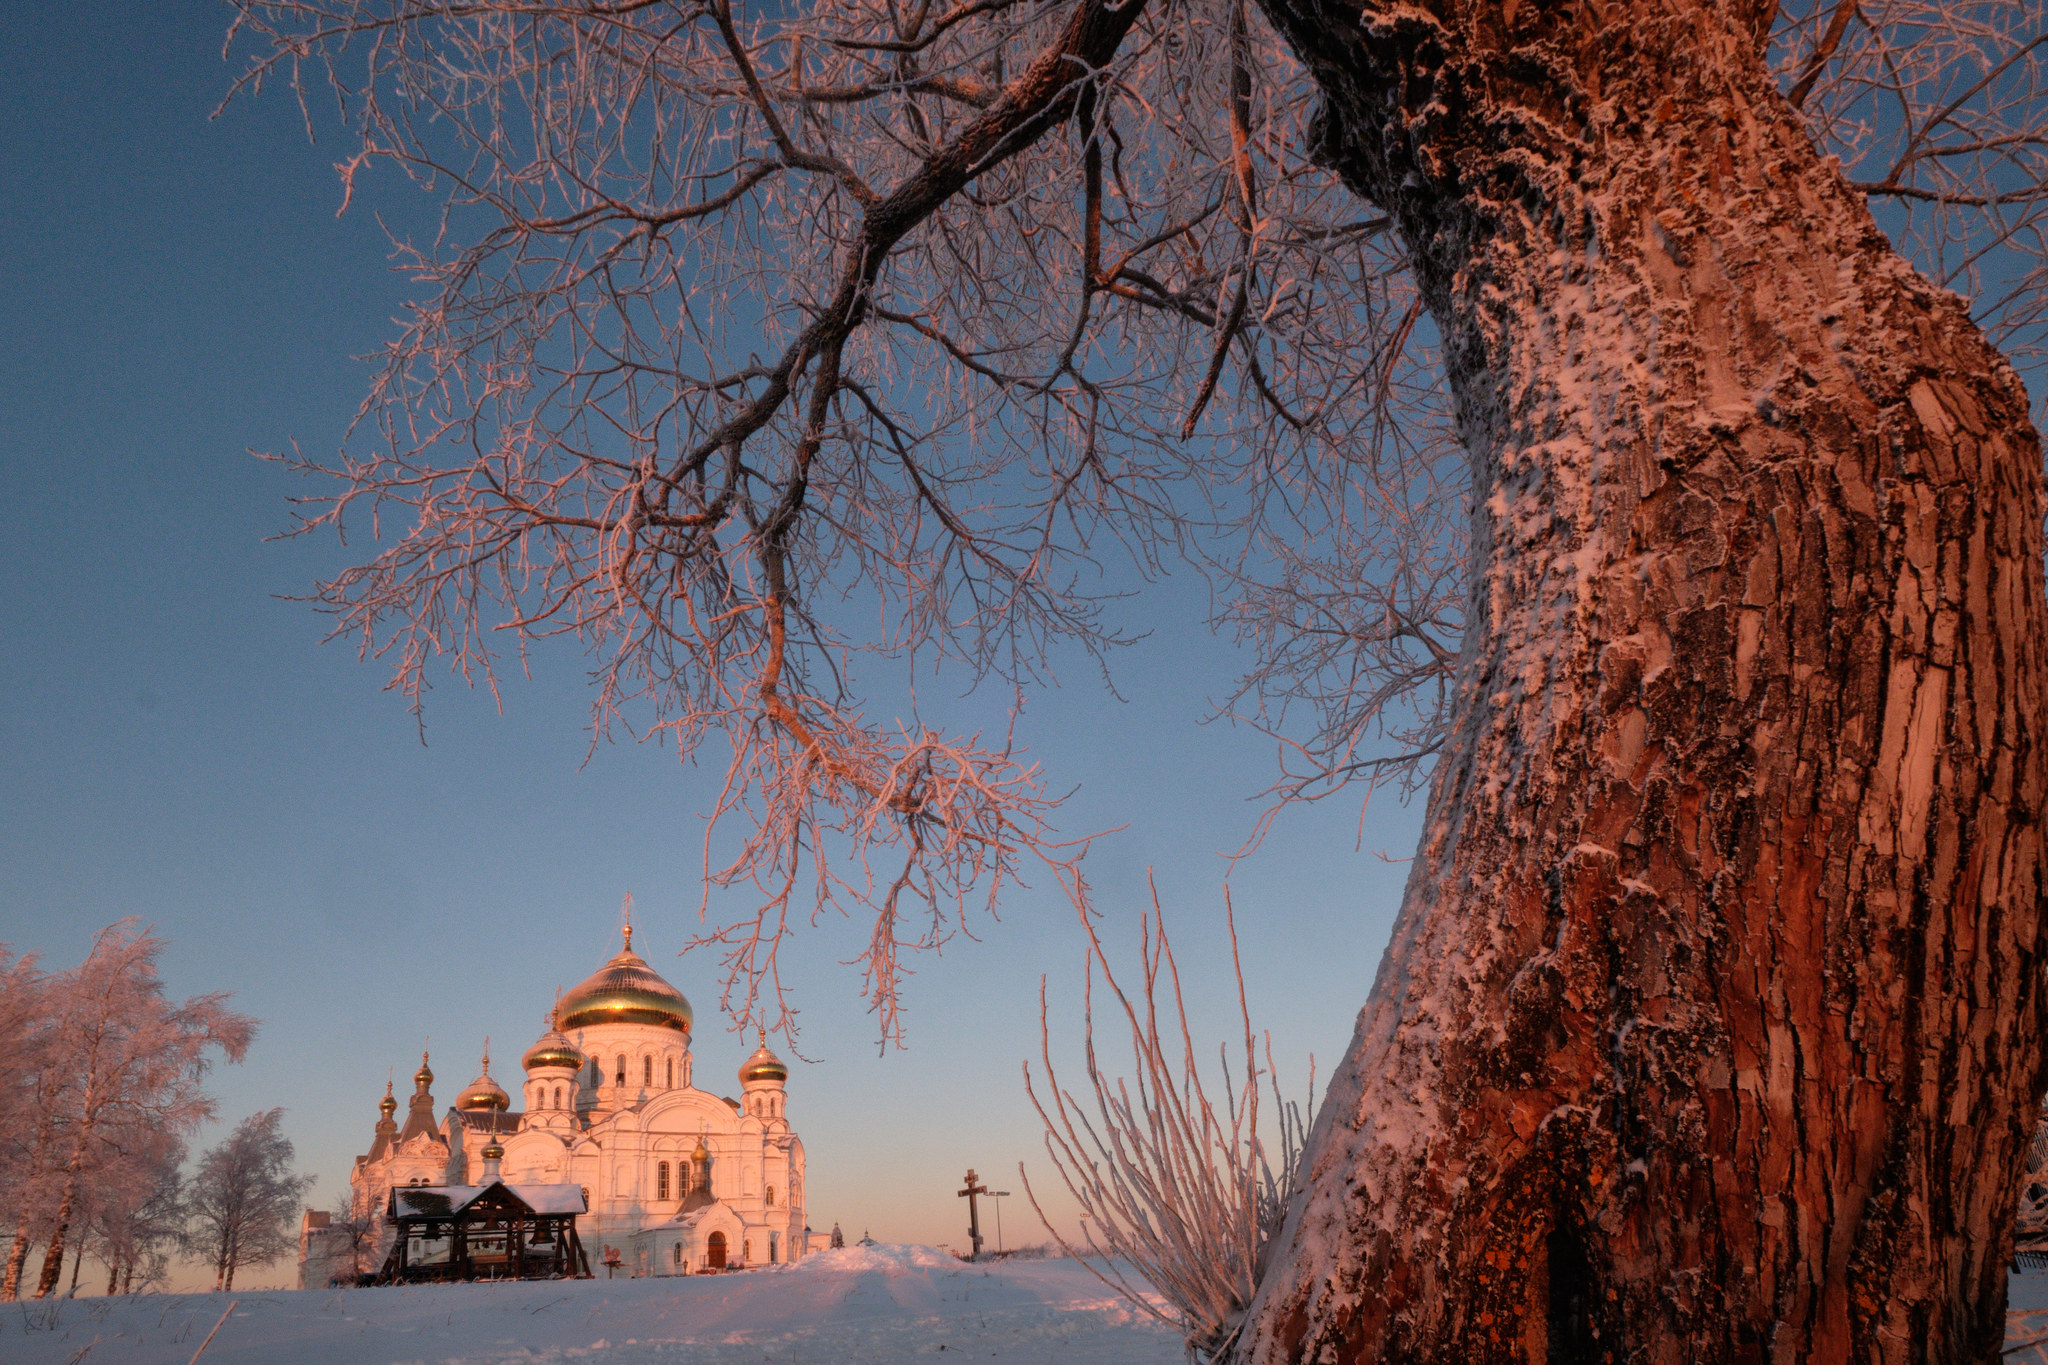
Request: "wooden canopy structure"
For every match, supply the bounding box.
[379,1181,592,1284]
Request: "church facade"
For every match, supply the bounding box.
[302,925,815,1285]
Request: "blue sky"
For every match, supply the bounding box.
[0,6,1422,1282]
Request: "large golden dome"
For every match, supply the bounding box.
[557,926,693,1036]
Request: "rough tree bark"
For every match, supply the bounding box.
[1239,0,2048,1360]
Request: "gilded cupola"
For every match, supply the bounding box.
[523,1006,586,1074]
[739,1032,788,1086]
[456,1042,511,1112]
[556,924,693,1036]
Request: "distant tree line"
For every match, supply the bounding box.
[0,922,310,1298]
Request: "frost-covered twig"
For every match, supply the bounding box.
[1020,884,1314,1361]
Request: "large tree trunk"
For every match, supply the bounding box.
[1240,0,2048,1360]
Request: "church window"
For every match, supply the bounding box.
[658,1162,671,1201]
[554,1085,563,1110]
[674,1243,683,1268]
[743,1239,752,1263]
[643,1055,653,1086]
[769,1232,779,1263]
[766,1185,775,1208]
[615,1054,626,1085]
[666,1058,674,1089]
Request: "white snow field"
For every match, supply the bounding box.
[0,1244,1184,1365]
[21,1251,2048,1362]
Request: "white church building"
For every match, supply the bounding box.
[302,923,817,1284]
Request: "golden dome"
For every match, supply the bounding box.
[482,1137,505,1160]
[523,1018,586,1074]
[557,925,693,1036]
[456,1043,510,1111]
[739,1032,788,1085]
[414,1051,434,1087]
[378,1081,397,1118]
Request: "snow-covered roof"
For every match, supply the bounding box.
[508,1184,589,1215]
[646,1205,722,1231]
[388,1180,586,1220]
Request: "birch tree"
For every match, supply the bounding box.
[227,0,2048,1356]
[3,924,254,1301]
[186,1109,313,1293]
[0,947,55,1300]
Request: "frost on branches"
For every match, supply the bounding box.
[226,0,2048,1358]
[0,924,253,1301]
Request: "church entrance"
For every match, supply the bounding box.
[706,1232,726,1270]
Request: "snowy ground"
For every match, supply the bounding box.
[20,1251,2048,1363]
[0,1244,1184,1365]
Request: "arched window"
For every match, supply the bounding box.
[643,1055,653,1086]
[678,1162,692,1195]
[674,1242,683,1268]
[658,1162,671,1201]
[766,1185,776,1208]
[616,1054,626,1085]
[666,1058,674,1089]
[554,1085,563,1110]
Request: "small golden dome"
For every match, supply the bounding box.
[482,1136,504,1161]
[414,1051,434,1087]
[456,1043,510,1112]
[557,927,693,1036]
[523,1030,584,1073]
[524,1005,586,1073]
[378,1081,398,1118]
[739,1032,788,1086]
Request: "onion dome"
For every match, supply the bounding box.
[378,1080,398,1119]
[456,1042,510,1112]
[523,1009,586,1074]
[482,1136,505,1161]
[739,1032,788,1085]
[692,1136,710,1162]
[414,1051,434,1088]
[557,924,693,1035]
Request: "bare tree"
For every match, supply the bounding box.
[84,1136,185,1297]
[186,1109,314,1293]
[317,1190,384,1286]
[226,0,2048,1355]
[3,923,255,1301]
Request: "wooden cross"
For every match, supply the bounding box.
[957,1169,989,1260]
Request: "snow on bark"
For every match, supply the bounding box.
[1238,0,2048,1360]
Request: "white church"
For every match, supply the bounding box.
[301,922,818,1284]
